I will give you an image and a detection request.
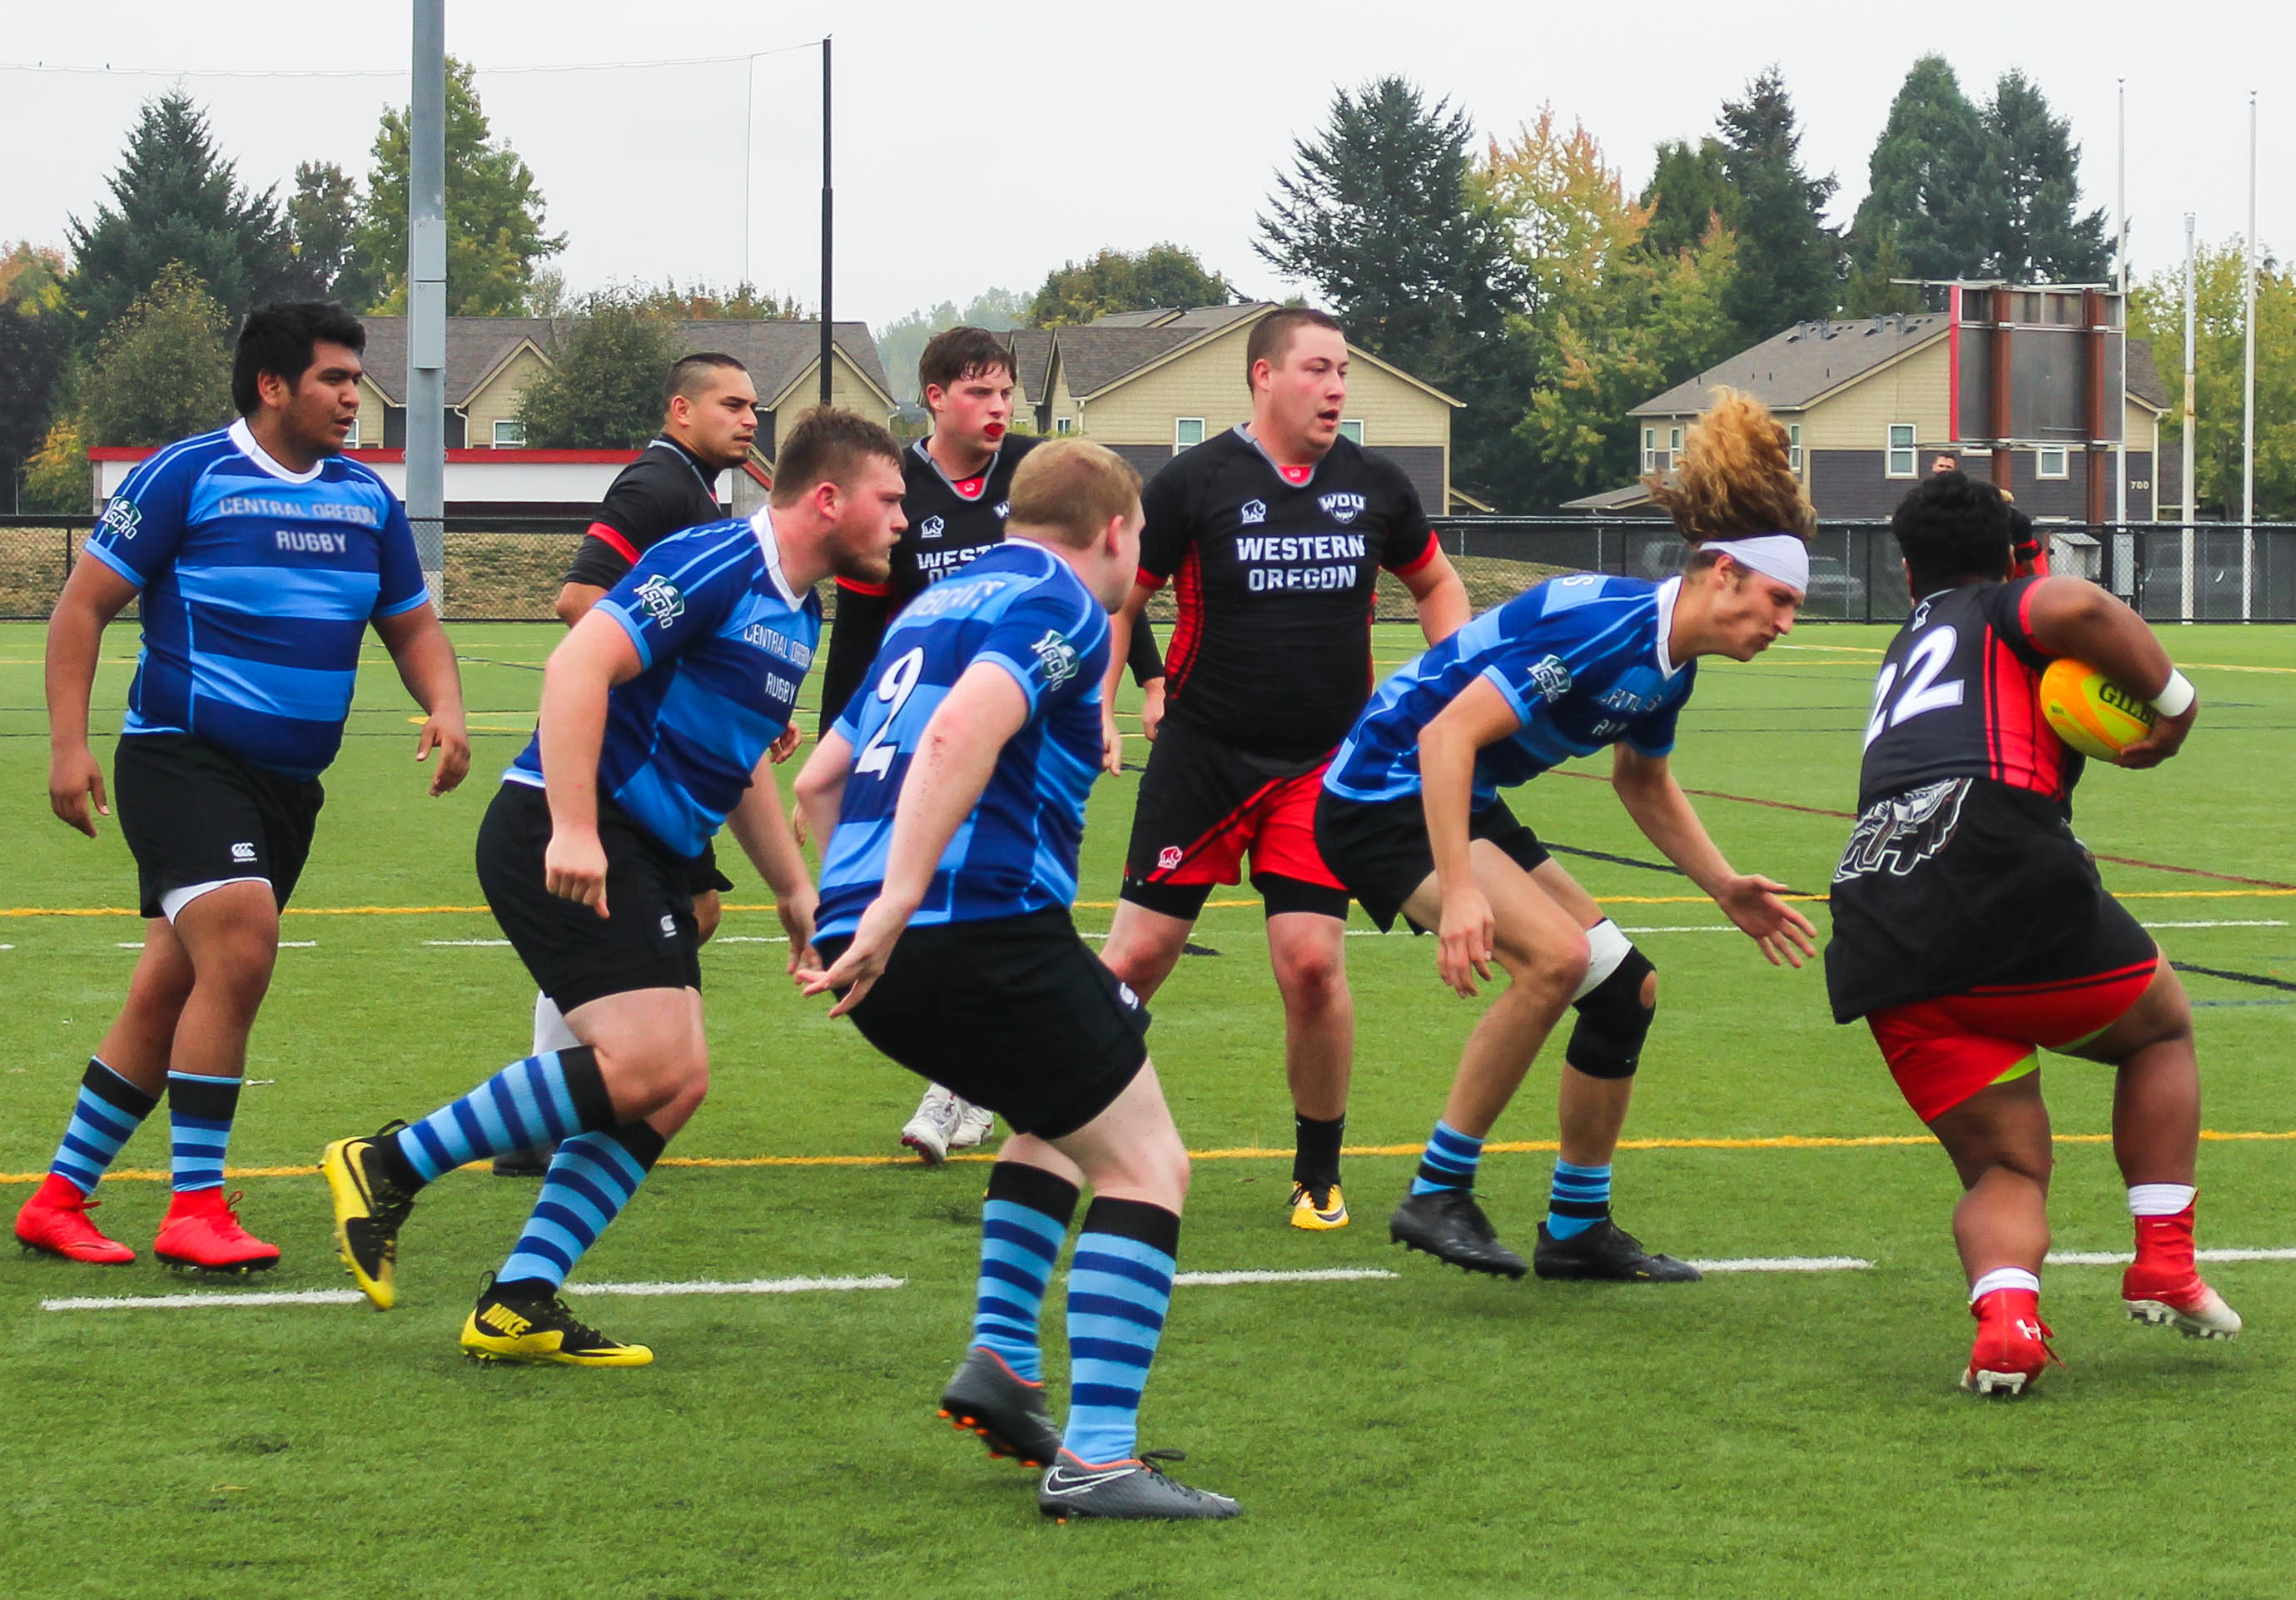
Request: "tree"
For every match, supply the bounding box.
[630,279,807,321]
[1640,137,1739,263]
[1028,244,1234,326]
[1256,77,1528,504]
[1841,226,1924,316]
[1717,67,1841,339]
[0,244,74,509]
[2133,240,2296,518]
[516,292,686,449]
[878,287,1031,402]
[1848,56,1999,285]
[1985,70,2110,283]
[74,261,234,449]
[342,57,565,316]
[21,417,92,514]
[65,91,294,346]
[282,161,360,301]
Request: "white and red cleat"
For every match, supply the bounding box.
[14,1172,136,1264]
[1962,1287,2062,1397]
[152,1188,279,1273]
[2125,1205,2241,1339]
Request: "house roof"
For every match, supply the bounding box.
[1006,329,1056,400]
[1056,325,1201,397]
[1633,315,1950,416]
[355,316,891,410]
[2125,337,2169,410]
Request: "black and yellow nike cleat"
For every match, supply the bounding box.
[460,1276,653,1367]
[321,1125,417,1310]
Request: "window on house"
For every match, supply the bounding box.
[1668,426,1683,463]
[1642,427,1657,473]
[494,420,527,448]
[1054,417,1074,435]
[1886,423,1916,478]
[1338,419,1364,445]
[1174,417,1205,452]
[2036,445,2069,480]
[341,415,360,448]
[1787,422,1802,474]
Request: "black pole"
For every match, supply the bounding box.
[819,37,832,410]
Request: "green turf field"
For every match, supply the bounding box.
[2,614,2292,1599]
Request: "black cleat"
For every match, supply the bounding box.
[1533,1219,1702,1283]
[490,1145,554,1178]
[1038,1448,1240,1522]
[938,1345,1062,1468]
[460,1273,653,1366]
[1388,1189,1526,1279]
[321,1123,419,1309]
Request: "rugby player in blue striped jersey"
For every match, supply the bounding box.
[15,301,470,1274]
[1317,392,1821,1281]
[794,440,1238,1522]
[321,410,904,1366]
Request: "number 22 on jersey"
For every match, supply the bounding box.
[1864,625,1966,748]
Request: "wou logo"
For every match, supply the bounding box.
[1239,499,1267,526]
[1318,492,1367,524]
[634,575,685,629]
[919,515,946,541]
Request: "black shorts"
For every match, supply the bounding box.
[689,839,734,897]
[113,733,323,921]
[476,782,702,1014]
[1314,790,1552,932]
[1119,713,1350,922]
[814,907,1149,1140]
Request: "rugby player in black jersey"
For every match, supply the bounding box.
[1826,470,2237,1395]
[816,326,1166,1164]
[497,352,788,1175]
[1098,308,1472,1231]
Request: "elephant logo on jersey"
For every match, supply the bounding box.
[1240,499,1267,526]
[1835,778,1970,882]
[1318,491,1367,524]
[1030,628,1079,688]
[919,515,946,541]
[1156,845,1184,871]
[1528,654,1573,703]
[633,575,685,629]
[98,498,141,540]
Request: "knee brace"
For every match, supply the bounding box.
[1565,921,1656,1081]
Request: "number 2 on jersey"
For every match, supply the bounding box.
[854,647,926,778]
[1863,625,1965,748]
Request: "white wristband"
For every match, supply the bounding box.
[2152,668,2195,718]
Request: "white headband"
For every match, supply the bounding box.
[1708,534,1809,594]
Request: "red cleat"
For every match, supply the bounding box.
[1961,1287,2061,1397]
[2125,1205,2241,1339]
[14,1172,136,1264]
[152,1187,279,1273]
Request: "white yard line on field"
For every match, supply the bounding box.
[425,939,509,947]
[1174,1268,1399,1286]
[42,1275,907,1311]
[1684,1256,1874,1273]
[2047,1247,2296,1266]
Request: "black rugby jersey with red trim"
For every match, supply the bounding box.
[562,435,727,590]
[1138,426,1437,762]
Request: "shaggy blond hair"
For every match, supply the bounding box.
[1646,388,1816,552]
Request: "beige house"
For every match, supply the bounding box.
[1004,304,1469,513]
[1574,311,2170,522]
[353,316,896,470]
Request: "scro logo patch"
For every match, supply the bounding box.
[634,575,685,629]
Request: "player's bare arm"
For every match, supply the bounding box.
[554,580,609,627]
[1098,581,1160,771]
[536,609,644,916]
[372,604,471,797]
[1610,744,1816,967]
[1402,545,1472,645]
[800,662,1031,1015]
[1415,674,1523,997]
[43,557,139,837]
[724,754,818,970]
[2020,575,2195,768]
[793,731,854,857]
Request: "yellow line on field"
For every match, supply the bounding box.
[11,1127,2295,1185]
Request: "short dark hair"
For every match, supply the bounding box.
[232,301,366,415]
[1891,470,2014,593]
[918,326,1016,401]
[770,407,902,508]
[1245,307,1344,391]
[664,351,748,409]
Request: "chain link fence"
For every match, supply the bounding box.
[5,514,2293,626]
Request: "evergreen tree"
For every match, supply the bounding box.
[1640,137,1739,261]
[74,261,235,449]
[1256,77,1529,504]
[1841,226,1925,315]
[282,161,360,301]
[516,292,686,449]
[65,91,294,346]
[1027,244,1234,326]
[1716,67,1841,339]
[342,58,565,316]
[1986,70,2110,282]
[1848,56,1999,284]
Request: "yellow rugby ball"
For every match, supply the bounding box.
[2039,658,2157,759]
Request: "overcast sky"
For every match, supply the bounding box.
[4,1,2289,333]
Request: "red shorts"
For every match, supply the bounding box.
[1121,714,1346,920]
[1867,957,2159,1122]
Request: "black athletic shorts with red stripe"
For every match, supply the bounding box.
[1119,712,1350,921]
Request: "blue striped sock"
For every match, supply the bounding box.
[49,1057,158,1195]
[167,1071,241,1193]
[497,1122,667,1289]
[1062,1199,1180,1466]
[395,1046,614,1184]
[1546,1160,1613,1240]
[972,1163,1080,1382]
[1410,1119,1485,1195]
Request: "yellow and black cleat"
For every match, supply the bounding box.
[321,1130,415,1310]
[460,1279,653,1367]
[1289,1180,1349,1232]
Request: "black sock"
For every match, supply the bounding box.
[1293,1114,1344,1188]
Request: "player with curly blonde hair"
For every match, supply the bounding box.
[1315,389,1819,1280]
